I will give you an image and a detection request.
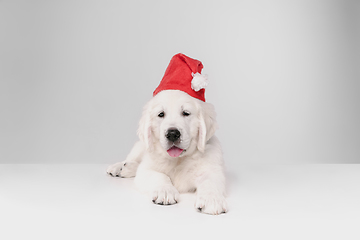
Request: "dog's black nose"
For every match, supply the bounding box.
[166,129,181,142]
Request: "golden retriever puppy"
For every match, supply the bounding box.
[107,54,227,215]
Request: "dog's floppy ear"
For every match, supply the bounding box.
[197,102,218,152]
[137,101,153,150]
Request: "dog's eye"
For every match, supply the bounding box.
[182,111,190,116]
[158,111,165,118]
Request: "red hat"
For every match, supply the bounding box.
[153,53,208,102]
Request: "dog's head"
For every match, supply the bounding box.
[137,90,217,158]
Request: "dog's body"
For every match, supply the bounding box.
[107,90,227,215]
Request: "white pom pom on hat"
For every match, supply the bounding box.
[191,72,208,92]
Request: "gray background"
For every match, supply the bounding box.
[1,0,359,166]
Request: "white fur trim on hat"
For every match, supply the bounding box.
[191,72,208,92]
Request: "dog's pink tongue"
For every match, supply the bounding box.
[167,146,184,157]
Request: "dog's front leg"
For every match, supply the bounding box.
[135,166,179,205]
[195,168,228,215]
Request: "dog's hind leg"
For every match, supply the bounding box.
[107,141,144,178]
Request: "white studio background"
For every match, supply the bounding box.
[0,0,359,166]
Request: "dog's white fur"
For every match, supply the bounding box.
[107,90,227,215]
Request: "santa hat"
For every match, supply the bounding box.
[153,53,208,102]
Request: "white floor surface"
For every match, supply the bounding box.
[1,164,359,240]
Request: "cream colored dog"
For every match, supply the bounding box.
[107,90,227,215]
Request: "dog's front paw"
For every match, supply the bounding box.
[107,162,124,177]
[106,161,137,178]
[195,194,228,215]
[152,186,179,205]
